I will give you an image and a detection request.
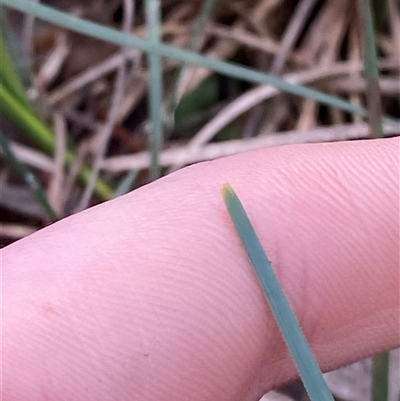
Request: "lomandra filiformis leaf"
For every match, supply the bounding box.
[222,183,334,401]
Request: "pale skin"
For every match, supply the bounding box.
[2,138,399,401]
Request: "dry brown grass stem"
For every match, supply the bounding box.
[169,60,398,171]
[101,123,398,173]
[48,47,142,105]
[48,112,67,215]
[0,223,37,239]
[10,141,55,172]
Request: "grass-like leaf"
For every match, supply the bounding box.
[358,2,390,398]
[145,0,163,180]
[0,29,31,111]
[2,0,399,130]
[222,183,334,401]
[359,0,384,138]
[372,351,390,401]
[0,130,58,221]
[113,170,139,198]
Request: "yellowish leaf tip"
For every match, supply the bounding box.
[222,183,234,199]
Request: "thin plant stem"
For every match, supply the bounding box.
[372,352,390,401]
[145,0,163,180]
[0,130,58,221]
[359,0,384,138]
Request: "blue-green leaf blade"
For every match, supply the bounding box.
[222,183,334,401]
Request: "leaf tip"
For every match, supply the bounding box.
[221,182,234,199]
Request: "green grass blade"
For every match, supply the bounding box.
[113,170,139,197]
[145,0,163,180]
[0,130,58,221]
[1,82,113,200]
[359,0,384,138]
[372,351,390,401]
[0,7,31,87]
[222,183,334,401]
[3,0,399,129]
[1,81,55,152]
[358,3,390,399]
[0,31,31,110]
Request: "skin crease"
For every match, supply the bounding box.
[2,138,399,401]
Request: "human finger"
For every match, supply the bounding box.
[3,138,399,401]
